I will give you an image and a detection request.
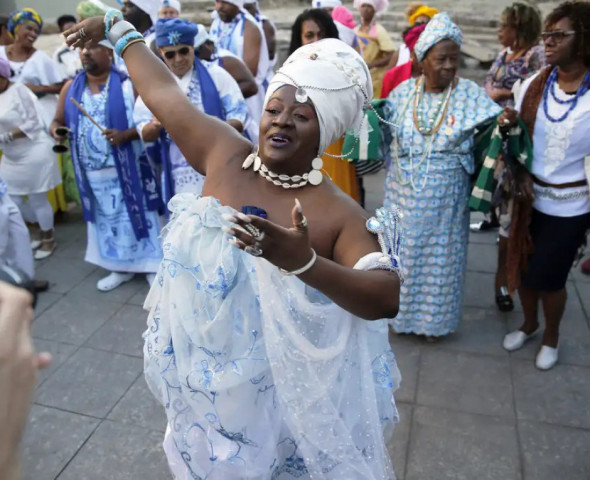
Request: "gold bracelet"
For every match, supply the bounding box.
[120,38,146,56]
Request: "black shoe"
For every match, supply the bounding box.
[33,279,49,293]
[469,220,500,233]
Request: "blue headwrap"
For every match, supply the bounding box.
[155,18,199,47]
[7,8,43,36]
[414,12,463,62]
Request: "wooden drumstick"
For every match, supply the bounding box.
[69,97,106,133]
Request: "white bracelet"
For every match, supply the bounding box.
[279,249,317,276]
[108,20,136,45]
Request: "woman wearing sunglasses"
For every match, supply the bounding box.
[134,18,249,204]
[499,1,590,370]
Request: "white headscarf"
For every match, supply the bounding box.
[311,0,342,7]
[193,24,210,49]
[133,0,160,24]
[353,0,389,15]
[264,39,372,154]
[160,0,181,14]
[220,0,244,8]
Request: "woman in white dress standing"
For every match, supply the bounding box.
[0,58,61,260]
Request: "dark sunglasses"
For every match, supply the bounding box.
[164,46,191,60]
[541,30,576,43]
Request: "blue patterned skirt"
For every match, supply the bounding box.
[384,158,470,337]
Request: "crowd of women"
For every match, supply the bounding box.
[0,0,589,478]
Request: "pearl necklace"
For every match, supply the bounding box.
[242,151,324,189]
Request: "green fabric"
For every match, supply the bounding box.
[342,100,386,163]
[77,1,107,20]
[60,148,80,205]
[469,117,533,213]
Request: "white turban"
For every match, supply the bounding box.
[193,24,210,49]
[133,0,160,24]
[264,39,373,154]
[311,0,342,7]
[220,0,244,8]
[353,0,389,15]
[160,0,181,13]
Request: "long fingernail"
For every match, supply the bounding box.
[227,237,240,247]
[221,226,233,234]
[295,198,302,213]
[221,213,237,223]
[236,212,251,223]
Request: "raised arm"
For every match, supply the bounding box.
[64,17,251,175]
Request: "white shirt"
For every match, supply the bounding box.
[516,72,590,217]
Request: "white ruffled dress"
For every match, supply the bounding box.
[143,194,401,480]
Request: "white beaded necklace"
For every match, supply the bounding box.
[242,150,324,189]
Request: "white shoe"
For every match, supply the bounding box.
[31,239,42,250]
[536,345,558,370]
[34,242,56,260]
[502,330,535,352]
[146,273,156,286]
[97,272,134,292]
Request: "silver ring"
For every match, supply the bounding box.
[109,138,114,143]
[245,245,263,257]
[295,216,308,229]
[244,224,261,239]
[79,28,87,39]
[502,118,510,126]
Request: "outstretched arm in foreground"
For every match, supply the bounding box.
[64,17,251,175]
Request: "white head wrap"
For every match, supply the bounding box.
[160,0,181,14]
[220,0,244,8]
[133,0,160,24]
[264,39,372,154]
[311,0,342,7]
[193,24,211,49]
[353,0,389,15]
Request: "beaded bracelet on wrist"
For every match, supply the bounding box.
[104,8,123,40]
[115,31,144,57]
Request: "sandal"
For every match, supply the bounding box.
[495,286,514,312]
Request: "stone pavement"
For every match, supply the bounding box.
[21,171,590,480]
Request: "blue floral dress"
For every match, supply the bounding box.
[381,77,501,336]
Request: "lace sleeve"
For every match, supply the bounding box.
[354,205,404,283]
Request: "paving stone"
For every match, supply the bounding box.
[508,309,590,367]
[34,255,96,294]
[467,229,498,246]
[36,347,143,418]
[389,335,422,404]
[32,339,78,386]
[467,242,498,273]
[464,273,582,313]
[127,283,150,307]
[417,349,514,418]
[34,291,63,316]
[574,282,590,329]
[32,291,122,345]
[53,235,88,260]
[405,406,520,480]
[519,420,590,480]
[387,402,412,480]
[513,359,590,430]
[69,269,145,304]
[56,420,170,480]
[20,405,99,480]
[433,307,509,357]
[85,304,147,357]
[108,375,167,432]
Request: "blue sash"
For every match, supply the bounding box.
[160,59,224,206]
[65,67,159,240]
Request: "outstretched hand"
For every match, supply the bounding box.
[63,16,106,49]
[222,199,315,273]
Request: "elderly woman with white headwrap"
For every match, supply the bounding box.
[66,14,403,480]
[380,13,502,339]
[354,0,395,98]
